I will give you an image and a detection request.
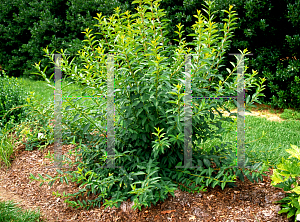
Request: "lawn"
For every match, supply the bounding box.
[199,110,300,168]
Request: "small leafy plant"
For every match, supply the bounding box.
[0,120,15,168]
[28,0,268,212]
[0,70,29,131]
[10,91,56,151]
[280,108,300,121]
[271,144,300,221]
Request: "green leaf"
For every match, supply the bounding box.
[287,208,296,218]
[245,173,254,183]
[244,170,250,176]
[208,167,213,177]
[246,95,250,104]
[278,208,290,214]
[29,173,37,180]
[178,172,183,179]
[252,162,261,171]
[78,200,83,207]
[203,158,211,168]
[197,159,203,167]
[56,169,64,174]
[136,108,143,117]
[73,114,81,122]
[45,174,53,179]
[49,180,55,187]
[176,162,182,167]
[287,145,300,160]
[271,170,284,185]
[65,105,73,111]
[63,176,69,185]
[221,182,226,190]
[38,174,44,180]
[83,123,91,134]
[235,169,244,182]
[206,178,212,186]
[209,111,214,120]
[212,180,219,188]
[133,171,146,176]
[132,100,140,107]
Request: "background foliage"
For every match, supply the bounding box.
[210,0,300,111]
[0,0,129,80]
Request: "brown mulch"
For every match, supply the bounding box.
[0,137,292,222]
[0,102,296,221]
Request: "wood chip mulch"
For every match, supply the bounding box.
[0,132,292,222]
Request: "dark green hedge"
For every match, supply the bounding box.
[0,0,130,80]
[210,0,300,110]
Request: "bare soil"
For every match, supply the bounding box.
[0,102,296,221]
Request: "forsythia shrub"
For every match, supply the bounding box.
[29,0,268,211]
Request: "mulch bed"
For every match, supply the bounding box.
[0,134,293,222]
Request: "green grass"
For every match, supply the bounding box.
[197,106,300,168]
[0,123,15,168]
[0,199,45,222]
[16,76,55,106]
[16,76,99,107]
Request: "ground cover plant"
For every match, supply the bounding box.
[19,0,272,212]
[271,144,300,221]
[0,199,44,222]
[280,108,300,121]
[0,71,33,168]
